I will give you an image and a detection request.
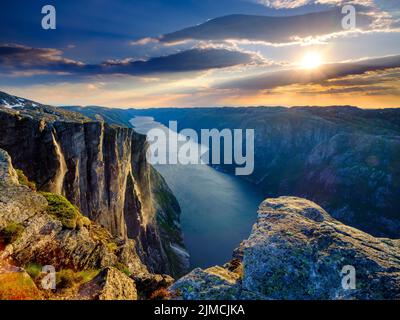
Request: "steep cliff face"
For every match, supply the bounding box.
[171,197,400,300]
[0,149,144,299]
[0,91,188,277]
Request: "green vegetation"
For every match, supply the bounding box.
[24,263,43,281]
[40,192,90,230]
[106,241,118,253]
[0,222,24,244]
[114,262,131,277]
[15,169,36,191]
[54,268,100,290]
[56,269,82,289]
[77,269,101,284]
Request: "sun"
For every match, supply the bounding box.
[300,52,323,69]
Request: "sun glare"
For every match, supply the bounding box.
[300,52,323,69]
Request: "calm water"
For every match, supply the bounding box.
[131,117,264,269]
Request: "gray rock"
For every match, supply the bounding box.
[78,267,137,300]
[0,91,188,276]
[172,197,400,300]
[170,266,241,300]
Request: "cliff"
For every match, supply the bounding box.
[0,91,188,278]
[171,197,400,300]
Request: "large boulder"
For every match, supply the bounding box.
[170,266,241,300]
[172,197,400,300]
[241,197,400,299]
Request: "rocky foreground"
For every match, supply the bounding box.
[171,197,400,300]
[1,145,400,299]
[0,148,176,299]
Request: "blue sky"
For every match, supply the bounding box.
[0,0,399,108]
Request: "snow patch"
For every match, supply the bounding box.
[1,99,23,109]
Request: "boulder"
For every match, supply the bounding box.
[170,266,241,300]
[79,267,137,300]
[241,197,400,299]
[172,197,400,300]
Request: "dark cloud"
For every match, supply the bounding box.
[159,8,373,44]
[0,44,84,73]
[220,55,400,91]
[0,44,256,78]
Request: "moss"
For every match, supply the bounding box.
[56,269,83,289]
[0,222,24,244]
[114,262,131,277]
[24,263,43,281]
[15,169,36,191]
[76,269,101,284]
[40,192,82,230]
[106,242,118,253]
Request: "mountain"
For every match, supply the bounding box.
[2,93,400,299]
[104,106,400,239]
[171,197,400,300]
[0,91,189,279]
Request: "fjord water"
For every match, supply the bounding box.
[130,117,264,269]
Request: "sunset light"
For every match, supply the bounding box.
[300,52,323,69]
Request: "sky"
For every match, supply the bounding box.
[0,0,399,108]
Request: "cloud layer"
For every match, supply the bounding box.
[158,8,374,44]
[0,44,257,78]
[221,55,400,91]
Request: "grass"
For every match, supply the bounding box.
[0,222,24,245]
[56,269,100,290]
[24,263,43,281]
[56,270,83,289]
[114,262,131,277]
[40,192,87,230]
[106,242,118,253]
[77,269,101,284]
[15,169,36,191]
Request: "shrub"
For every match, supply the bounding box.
[114,262,131,277]
[15,169,36,191]
[76,269,100,284]
[0,222,24,244]
[56,269,83,289]
[40,192,81,229]
[24,263,43,281]
[106,242,118,253]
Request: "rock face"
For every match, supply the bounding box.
[0,148,143,273]
[126,106,400,238]
[0,91,188,277]
[0,147,180,300]
[171,197,400,300]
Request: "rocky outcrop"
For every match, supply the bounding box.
[171,197,400,300]
[0,91,188,277]
[0,147,182,300]
[0,148,144,272]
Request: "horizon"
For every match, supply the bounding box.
[3,89,399,110]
